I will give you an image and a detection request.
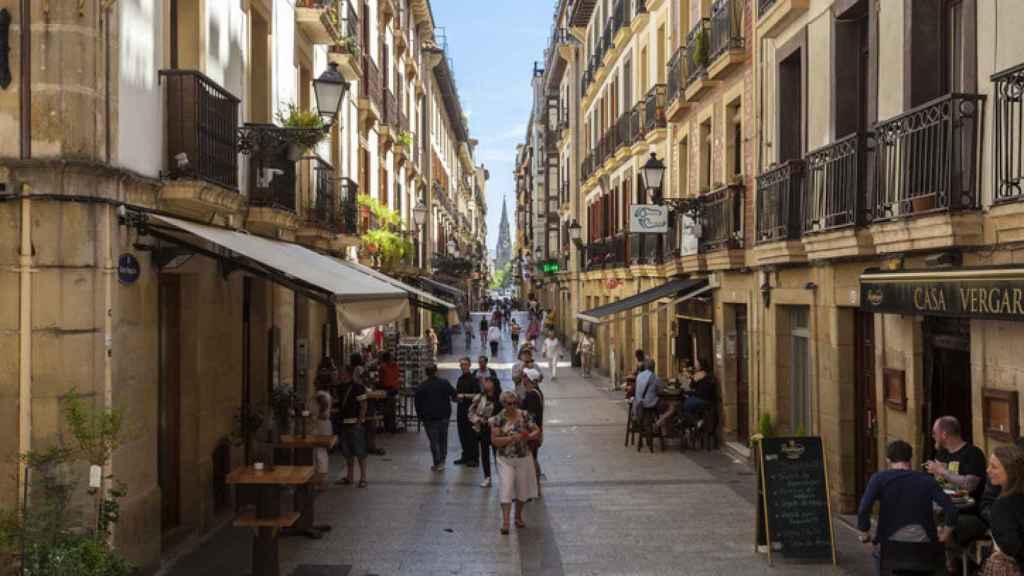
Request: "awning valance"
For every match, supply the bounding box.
[860,266,1024,321]
[148,214,410,331]
[336,259,455,312]
[576,278,711,324]
[417,276,465,299]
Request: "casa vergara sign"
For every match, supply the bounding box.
[860,267,1024,321]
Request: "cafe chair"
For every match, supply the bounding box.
[879,540,945,575]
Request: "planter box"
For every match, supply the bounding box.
[328,50,362,82]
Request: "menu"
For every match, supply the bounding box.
[759,436,835,561]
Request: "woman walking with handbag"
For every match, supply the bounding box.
[490,391,541,534]
[470,375,500,487]
[520,368,545,497]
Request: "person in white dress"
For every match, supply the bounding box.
[541,331,562,380]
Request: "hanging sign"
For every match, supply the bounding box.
[679,214,700,256]
[117,254,141,285]
[629,204,670,234]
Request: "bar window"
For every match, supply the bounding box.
[983,388,1019,442]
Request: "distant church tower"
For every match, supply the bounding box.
[495,197,512,270]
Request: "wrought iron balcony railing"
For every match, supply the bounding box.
[667,47,686,104]
[804,132,868,233]
[709,0,744,63]
[644,84,667,132]
[383,87,398,126]
[618,111,633,148]
[339,177,359,234]
[756,159,804,244]
[993,64,1024,203]
[249,147,298,212]
[699,184,744,252]
[631,101,646,140]
[160,69,240,191]
[871,93,984,221]
[361,54,382,107]
[635,0,647,17]
[686,19,711,87]
[628,232,664,265]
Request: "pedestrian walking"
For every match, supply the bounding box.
[352,353,384,456]
[520,368,545,496]
[490,391,541,534]
[527,317,541,348]
[454,357,480,467]
[427,328,439,358]
[576,331,594,378]
[479,316,489,343]
[475,355,501,393]
[469,375,500,487]
[488,323,501,358]
[334,367,369,488]
[541,330,562,381]
[510,319,521,350]
[511,348,543,394]
[464,320,473,352]
[415,364,457,471]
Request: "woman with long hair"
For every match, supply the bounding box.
[490,391,540,534]
[981,445,1024,576]
[469,375,500,487]
[520,368,545,497]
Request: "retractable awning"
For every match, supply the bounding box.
[148,214,410,331]
[336,259,460,324]
[576,278,711,324]
[417,276,465,299]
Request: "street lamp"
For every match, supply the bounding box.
[641,152,666,204]
[412,200,428,230]
[313,62,349,130]
[568,219,582,246]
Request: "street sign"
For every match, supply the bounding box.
[679,214,700,256]
[628,204,669,234]
[117,254,141,285]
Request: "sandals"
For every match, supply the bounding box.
[515,519,526,529]
[500,525,510,535]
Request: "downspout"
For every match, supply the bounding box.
[101,203,115,526]
[19,0,29,159]
[17,187,32,499]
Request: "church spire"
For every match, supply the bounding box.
[495,196,512,270]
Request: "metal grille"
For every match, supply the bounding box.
[756,159,803,244]
[804,132,866,233]
[686,19,711,87]
[993,64,1024,203]
[700,184,744,252]
[644,84,666,132]
[709,0,744,63]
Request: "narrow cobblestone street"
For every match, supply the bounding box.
[162,312,874,576]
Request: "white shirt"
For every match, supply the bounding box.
[487,326,501,342]
[542,337,560,359]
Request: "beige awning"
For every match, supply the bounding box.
[149,214,410,331]
[336,260,462,326]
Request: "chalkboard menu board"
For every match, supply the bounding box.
[759,436,835,562]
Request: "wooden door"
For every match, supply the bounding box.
[923,317,972,451]
[159,275,182,532]
[854,311,877,500]
[735,305,749,443]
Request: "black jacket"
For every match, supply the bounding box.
[990,493,1024,561]
[415,377,456,421]
[456,372,481,413]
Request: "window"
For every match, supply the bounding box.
[699,118,712,192]
[833,0,869,137]
[677,136,689,197]
[777,39,804,162]
[640,47,649,92]
[623,57,633,106]
[726,99,742,179]
[656,25,667,83]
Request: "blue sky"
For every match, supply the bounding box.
[430,0,553,251]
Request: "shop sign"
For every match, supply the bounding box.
[541,261,561,274]
[117,254,141,285]
[861,275,1024,321]
[628,204,669,234]
[678,215,700,256]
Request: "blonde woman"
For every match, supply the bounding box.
[490,391,540,534]
[981,445,1024,576]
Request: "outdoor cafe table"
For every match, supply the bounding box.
[227,465,315,576]
[275,435,337,538]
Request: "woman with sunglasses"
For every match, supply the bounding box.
[490,391,541,534]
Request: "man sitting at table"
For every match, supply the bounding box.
[858,440,956,568]
[632,359,662,433]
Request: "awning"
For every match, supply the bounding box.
[418,276,465,299]
[576,278,711,324]
[336,259,460,324]
[148,214,410,331]
[861,266,1024,322]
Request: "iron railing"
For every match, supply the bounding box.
[871,93,984,221]
[618,111,633,147]
[636,0,647,17]
[667,47,686,104]
[699,184,744,252]
[383,87,398,126]
[249,150,297,212]
[644,84,667,132]
[160,69,240,191]
[632,101,646,141]
[628,233,664,265]
[305,157,338,230]
[804,132,868,233]
[339,177,359,234]
[756,160,804,244]
[709,0,744,63]
[686,19,711,87]
[361,54,382,107]
[758,0,778,19]
[993,63,1024,203]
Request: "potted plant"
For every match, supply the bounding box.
[270,384,297,437]
[910,194,936,214]
[275,102,326,161]
[396,131,414,150]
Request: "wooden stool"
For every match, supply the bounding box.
[624,400,636,446]
[636,407,659,453]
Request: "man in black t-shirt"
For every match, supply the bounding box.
[415,364,457,471]
[454,358,481,467]
[925,415,988,558]
[334,377,368,487]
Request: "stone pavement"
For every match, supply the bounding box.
[159,310,874,576]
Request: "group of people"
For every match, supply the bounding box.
[857,416,1024,575]
[413,354,547,533]
[626,350,717,442]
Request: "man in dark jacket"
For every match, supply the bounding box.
[454,357,480,467]
[415,364,456,471]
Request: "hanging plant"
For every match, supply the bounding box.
[274,102,326,159]
[396,131,414,149]
[332,35,362,58]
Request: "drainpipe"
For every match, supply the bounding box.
[19,0,30,160]
[18,187,32,498]
[101,203,115,519]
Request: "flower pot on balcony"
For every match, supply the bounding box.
[286,143,306,162]
[910,195,936,214]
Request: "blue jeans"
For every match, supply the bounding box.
[684,396,708,417]
[423,420,449,466]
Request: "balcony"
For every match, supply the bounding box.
[381,87,398,142]
[707,0,745,79]
[245,138,300,237]
[869,93,985,253]
[628,233,665,266]
[757,0,809,39]
[699,184,745,269]
[665,48,690,122]
[644,84,667,135]
[631,101,647,145]
[618,112,634,149]
[295,0,341,45]
[159,69,243,220]
[297,159,360,250]
[358,54,382,125]
[327,2,361,82]
[989,64,1024,243]
[755,160,807,264]
[585,233,629,271]
[684,19,718,102]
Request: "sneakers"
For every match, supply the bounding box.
[480,477,492,487]
[453,458,466,465]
